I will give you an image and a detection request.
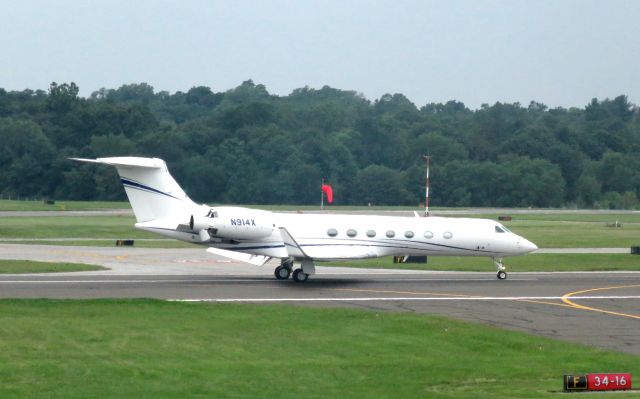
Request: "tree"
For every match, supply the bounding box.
[352,165,412,205]
[46,82,79,114]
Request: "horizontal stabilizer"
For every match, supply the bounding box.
[69,157,165,169]
[206,247,271,267]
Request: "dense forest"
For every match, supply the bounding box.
[0,81,639,208]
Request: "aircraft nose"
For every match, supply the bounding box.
[519,238,538,253]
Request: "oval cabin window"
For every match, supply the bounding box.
[404,231,414,238]
[327,228,338,237]
[386,230,395,238]
[443,231,453,239]
[347,229,357,237]
[424,231,434,239]
[366,230,376,238]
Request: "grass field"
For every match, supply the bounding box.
[502,219,640,248]
[1,239,193,248]
[2,213,639,248]
[0,215,151,239]
[0,299,637,399]
[0,260,105,274]
[0,200,131,211]
[333,253,640,272]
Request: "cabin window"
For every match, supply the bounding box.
[443,231,453,239]
[404,231,414,238]
[327,228,338,237]
[347,229,357,237]
[495,226,506,233]
[386,230,395,238]
[366,230,376,238]
[424,231,434,239]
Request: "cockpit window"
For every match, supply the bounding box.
[495,226,505,233]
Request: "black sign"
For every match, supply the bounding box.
[564,375,588,391]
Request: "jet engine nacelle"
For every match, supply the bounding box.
[190,207,274,240]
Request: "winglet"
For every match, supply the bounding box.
[278,227,308,258]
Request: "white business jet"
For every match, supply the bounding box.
[71,157,537,282]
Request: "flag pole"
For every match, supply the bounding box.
[321,178,324,210]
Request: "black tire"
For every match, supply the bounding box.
[274,266,290,280]
[292,269,308,282]
[497,271,507,280]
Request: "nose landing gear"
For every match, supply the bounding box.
[493,257,507,280]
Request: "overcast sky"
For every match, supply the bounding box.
[1,0,639,109]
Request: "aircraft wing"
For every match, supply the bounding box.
[206,247,271,267]
[278,227,308,258]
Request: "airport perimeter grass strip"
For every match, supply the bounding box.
[0,200,130,211]
[333,253,640,272]
[0,239,194,248]
[2,213,640,248]
[0,299,638,399]
[0,260,106,274]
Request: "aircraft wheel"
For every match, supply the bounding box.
[497,271,507,280]
[274,266,291,280]
[282,259,294,270]
[292,269,309,283]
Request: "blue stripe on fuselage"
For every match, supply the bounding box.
[121,178,179,200]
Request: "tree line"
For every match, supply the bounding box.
[0,81,639,208]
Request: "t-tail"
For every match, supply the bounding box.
[70,157,197,222]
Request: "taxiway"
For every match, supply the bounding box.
[0,244,638,355]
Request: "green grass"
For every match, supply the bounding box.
[0,199,130,211]
[331,253,640,272]
[487,212,640,223]
[504,220,640,248]
[0,260,106,274]
[0,299,637,398]
[0,215,152,239]
[0,239,195,248]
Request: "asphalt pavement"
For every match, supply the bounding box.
[0,244,638,355]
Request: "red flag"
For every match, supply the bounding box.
[321,184,333,204]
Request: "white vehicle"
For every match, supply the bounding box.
[72,157,537,282]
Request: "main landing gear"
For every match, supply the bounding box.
[274,259,315,282]
[493,257,507,280]
[274,259,293,280]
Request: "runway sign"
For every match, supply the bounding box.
[564,375,587,391]
[587,373,631,391]
[564,374,631,392]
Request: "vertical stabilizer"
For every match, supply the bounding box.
[71,157,195,222]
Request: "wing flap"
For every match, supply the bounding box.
[206,247,271,267]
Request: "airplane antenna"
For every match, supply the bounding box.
[422,155,431,217]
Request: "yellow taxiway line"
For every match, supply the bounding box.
[561,285,640,320]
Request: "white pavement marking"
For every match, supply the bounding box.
[170,295,640,303]
[0,279,269,284]
[0,277,535,283]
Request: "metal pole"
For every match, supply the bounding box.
[422,155,431,217]
[321,178,324,210]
